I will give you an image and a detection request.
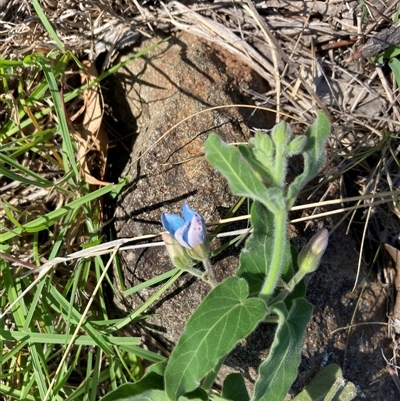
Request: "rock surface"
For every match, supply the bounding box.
[109,31,272,349]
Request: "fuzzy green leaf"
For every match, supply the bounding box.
[292,364,357,401]
[204,134,280,212]
[101,389,168,401]
[165,277,267,400]
[287,136,307,157]
[252,298,313,401]
[99,369,165,401]
[249,132,274,173]
[221,373,249,401]
[287,112,330,208]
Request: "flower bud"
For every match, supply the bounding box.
[162,232,193,270]
[298,229,329,274]
[186,237,210,261]
[161,203,210,261]
[287,135,307,156]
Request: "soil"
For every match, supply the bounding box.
[105,31,399,401]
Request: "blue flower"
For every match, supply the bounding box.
[161,202,207,250]
[162,203,215,283]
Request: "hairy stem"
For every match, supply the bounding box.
[259,209,287,301]
[202,258,218,288]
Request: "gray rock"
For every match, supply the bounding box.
[110,31,273,351]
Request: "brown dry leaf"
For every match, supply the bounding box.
[73,60,109,186]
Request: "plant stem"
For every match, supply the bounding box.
[259,209,287,301]
[263,315,279,324]
[202,258,218,288]
[182,264,204,279]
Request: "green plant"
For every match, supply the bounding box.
[372,11,400,88]
[0,35,165,401]
[100,113,357,400]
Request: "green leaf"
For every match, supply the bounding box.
[262,122,291,190]
[248,132,274,174]
[252,298,313,401]
[204,133,280,213]
[0,58,24,67]
[165,277,267,400]
[238,144,273,186]
[236,202,291,296]
[100,369,165,401]
[287,113,330,208]
[389,57,400,89]
[287,136,307,157]
[292,364,357,401]
[101,389,168,401]
[178,388,208,400]
[379,45,400,61]
[221,373,249,401]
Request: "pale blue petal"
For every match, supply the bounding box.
[181,202,197,222]
[161,213,185,235]
[174,222,191,248]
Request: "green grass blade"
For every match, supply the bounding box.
[47,286,113,356]
[0,329,140,346]
[31,0,65,52]
[0,153,56,187]
[0,384,37,401]
[123,268,179,296]
[119,345,165,363]
[23,278,47,331]
[109,269,183,333]
[0,261,27,328]
[0,182,123,242]
[40,57,79,178]
[389,57,400,88]
[30,344,49,399]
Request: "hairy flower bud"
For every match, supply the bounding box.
[162,232,193,270]
[298,229,329,274]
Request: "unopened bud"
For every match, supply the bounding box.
[298,229,329,274]
[287,135,307,156]
[186,238,210,262]
[162,232,193,270]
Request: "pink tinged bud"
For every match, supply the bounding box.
[298,229,329,274]
[162,232,193,270]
